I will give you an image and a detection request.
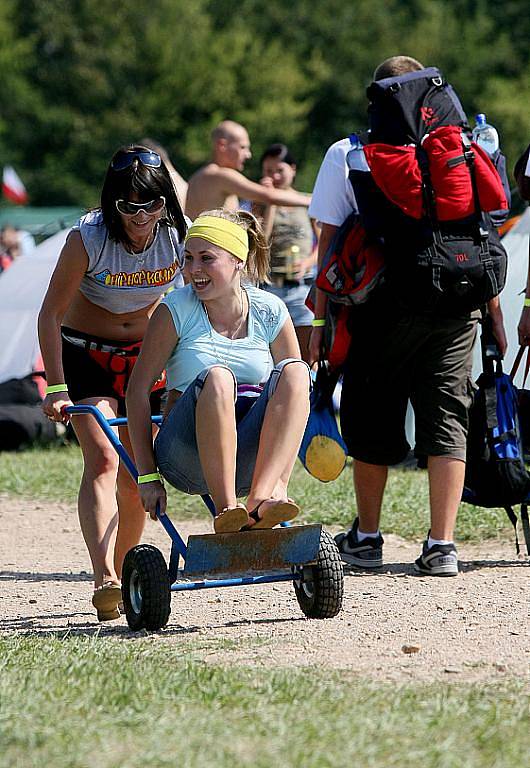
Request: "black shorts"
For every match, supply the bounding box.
[339,298,478,465]
[61,327,164,417]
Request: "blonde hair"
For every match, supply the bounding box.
[198,208,270,284]
[373,55,424,81]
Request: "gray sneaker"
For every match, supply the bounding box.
[414,540,458,576]
[334,518,384,568]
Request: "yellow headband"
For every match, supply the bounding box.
[184,215,249,262]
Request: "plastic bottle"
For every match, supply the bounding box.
[472,113,499,157]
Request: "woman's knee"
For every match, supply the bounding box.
[199,365,236,402]
[273,359,311,395]
[82,445,119,479]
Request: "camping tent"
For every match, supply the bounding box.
[0,229,68,384]
[0,206,83,240]
[473,208,530,382]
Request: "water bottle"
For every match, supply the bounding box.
[347,133,370,172]
[472,113,499,157]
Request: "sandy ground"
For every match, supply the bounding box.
[1,494,529,683]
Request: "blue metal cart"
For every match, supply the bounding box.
[66,405,344,631]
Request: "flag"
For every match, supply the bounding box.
[2,166,28,205]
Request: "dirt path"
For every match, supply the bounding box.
[1,495,528,683]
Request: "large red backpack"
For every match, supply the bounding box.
[315,212,385,306]
[307,213,385,370]
[349,67,508,314]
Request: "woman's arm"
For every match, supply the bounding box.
[126,304,178,518]
[38,231,88,420]
[256,177,277,241]
[293,217,320,280]
[270,316,302,364]
[260,202,277,242]
[308,223,337,365]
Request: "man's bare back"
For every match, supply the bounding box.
[186,163,240,219]
[185,120,310,220]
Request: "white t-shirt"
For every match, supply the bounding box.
[308,138,359,226]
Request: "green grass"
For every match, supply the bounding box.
[0,444,513,541]
[0,637,528,768]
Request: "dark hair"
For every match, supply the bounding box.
[259,143,297,168]
[100,144,187,247]
[139,137,171,165]
[514,146,530,201]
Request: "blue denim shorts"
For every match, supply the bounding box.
[154,360,308,496]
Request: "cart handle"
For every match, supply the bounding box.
[63,405,214,517]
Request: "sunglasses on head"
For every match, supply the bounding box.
[115,196,166,216]
[111,150,162,171]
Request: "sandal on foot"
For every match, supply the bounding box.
[246,499,300,530]
[214,504,248,533]
[92,581,122,622]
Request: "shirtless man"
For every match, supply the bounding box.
[185,120,310,219]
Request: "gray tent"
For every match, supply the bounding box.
[473,208,530,381]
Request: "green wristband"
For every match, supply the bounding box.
[312,318,326,327]
[524,298,530,308]
[45,384,69,394]
[137,472,162,484]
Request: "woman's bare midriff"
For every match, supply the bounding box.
[62,290,160,341]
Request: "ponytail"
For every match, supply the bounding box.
[235,210,270,284]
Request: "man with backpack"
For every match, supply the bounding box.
[308,55,509,576]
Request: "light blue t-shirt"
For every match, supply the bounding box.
[162,284,288,392]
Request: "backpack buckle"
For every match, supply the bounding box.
[431,76,443,86]
[447,154,465,168]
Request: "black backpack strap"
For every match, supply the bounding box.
[510,345,530,388]
[461,133,499,296]
[415,145,444,289]
[482,368,498,432]
[504,506,520,555]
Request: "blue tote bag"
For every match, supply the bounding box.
[298,363,348,482]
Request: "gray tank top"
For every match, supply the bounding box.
[73,210,185,314]
[269,206,314,280]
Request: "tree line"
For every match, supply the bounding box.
[0,0,528,207]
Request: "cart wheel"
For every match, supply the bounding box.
[122,544,171,631]
[294,530,343,618]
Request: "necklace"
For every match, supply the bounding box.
[127,223,159,267]
[202,289,248,365]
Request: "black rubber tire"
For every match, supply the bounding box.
[294,529,344,618]
[122,544,171,631]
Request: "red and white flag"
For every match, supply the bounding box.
[2,166,28,204]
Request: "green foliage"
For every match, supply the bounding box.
[0,444,514,542]
[0,0,528,204]
[0,636,529,768]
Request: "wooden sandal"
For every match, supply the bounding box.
[92,581,122,621]
[213,504,248,533]
[245,499,300,530]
